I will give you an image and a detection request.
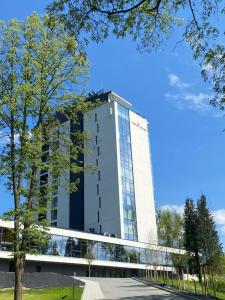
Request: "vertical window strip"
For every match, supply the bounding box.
[118,104,138,241]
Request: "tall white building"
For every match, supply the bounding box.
[46,91,158,244]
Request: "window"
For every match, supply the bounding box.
[0,229,176,266]
[52,185,58,195]
[99,197,101,208]
[97,146,100,156]
[97,211,100,223]
[97,123,99,132]
[98,171,100,181]
[36,265,42,272]
[40,169,48,175]
[41,154,47,163]
[95,135,98,145]
[40,173,48,186]
[94,113,97,122]
[97,184,99,195]
[51,209,57,221]
[9,262,15,272]
[42,144,49,152]
[52,197,58,208]
[96,159,98,166]
[118,104,137,241]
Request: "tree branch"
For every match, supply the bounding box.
[188,0,201,32]
[89,0,150,15]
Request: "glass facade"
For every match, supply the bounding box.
[0,227,173,266]
[117,104,137,241]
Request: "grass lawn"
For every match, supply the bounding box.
[0,286,83,300]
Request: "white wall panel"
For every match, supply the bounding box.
[84,102,122,236]
[129,111,158,244]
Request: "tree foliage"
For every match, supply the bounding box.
[0,13,91,300]
[184,198,202,280]
[157,209,184,249]
[197,195,223,274]
[46,0,225,107]
[184,195,223,287]
[157,209,187,276]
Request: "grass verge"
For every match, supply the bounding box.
[0,286,83,300]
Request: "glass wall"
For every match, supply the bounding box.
[117,104,138,241]
[0,227,174,266]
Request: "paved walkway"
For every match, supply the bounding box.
[80,277,194,300]
[80,278,105,300]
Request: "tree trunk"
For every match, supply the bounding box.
[88,263,91,277]
[14,255,25,300]
[211,269,216,298]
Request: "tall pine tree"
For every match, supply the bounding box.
[184,198,202,282]
[197,195,223,277]
[184,195,223,291]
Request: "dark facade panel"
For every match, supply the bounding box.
[69,117,84,231]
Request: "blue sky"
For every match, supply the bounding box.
[0,1,225,246]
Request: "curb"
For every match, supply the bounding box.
[133,278,212,300]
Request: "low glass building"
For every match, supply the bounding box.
[0,220,185,277]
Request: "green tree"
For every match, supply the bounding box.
[184,195,223,295]
[0,14,91,300]
[197,195,223,295]
[157,209,184,249]
[184,198,202,282]
[157,209,187,286]
[47,0,225,106]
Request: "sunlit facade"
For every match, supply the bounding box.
[0,91,170,277]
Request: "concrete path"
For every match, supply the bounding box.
[80,277,194,300]
[79,277,105,300]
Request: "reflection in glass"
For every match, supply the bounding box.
[0,227,175,267]
[118,104,138,241]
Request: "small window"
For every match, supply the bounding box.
[96,159,98,166]
[95,136,98,145]
[97,211,100,223]
[51,209,57,221]
[40,169,48,175]
[99,225,102,234]
[98,171,100,181]
[36,265,42,272]
[97,184,99,195]
[38,213,46,221]
[40,173,48,185]
[9,262,15,272]
[97,146,100,156]
[97,123,99,132]
[99,197,101,209]
[52,197,58,208]
[42,144,49,152]
[94,113,97,122]
[41,155,47,163]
